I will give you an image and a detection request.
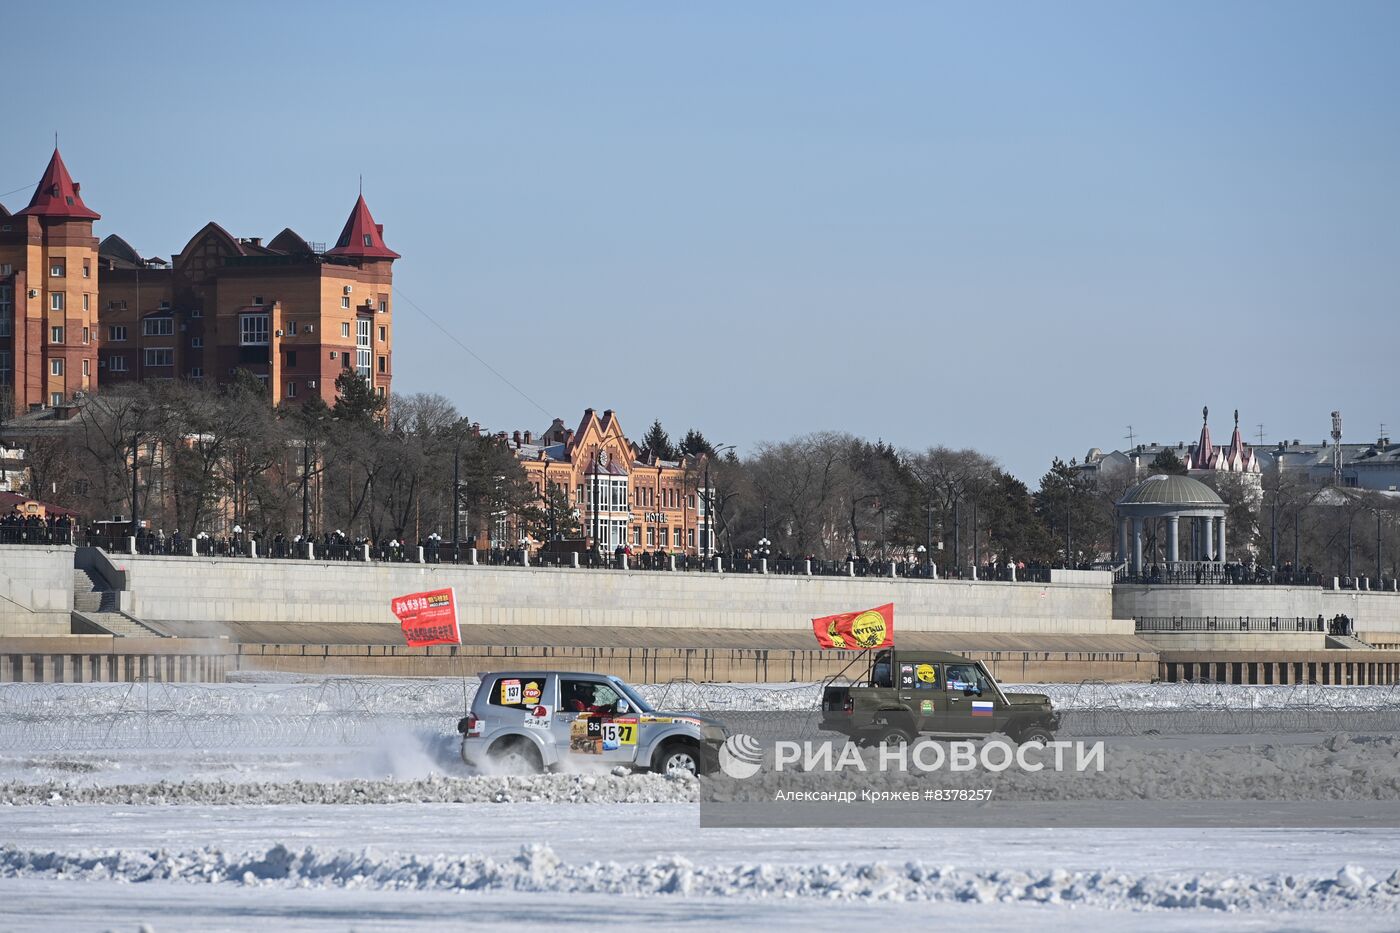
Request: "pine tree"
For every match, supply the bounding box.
[333,372,385,424]
[679,429,714,457]
[1149,448,1189,475]
[642,420,674,460]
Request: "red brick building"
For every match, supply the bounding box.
[0,149,101,416]
[0,149,397,414]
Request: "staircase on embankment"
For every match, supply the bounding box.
[71,568,164,637]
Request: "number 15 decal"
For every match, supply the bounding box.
[602,722,637,745]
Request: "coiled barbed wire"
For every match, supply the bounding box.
[3,677,1400,751]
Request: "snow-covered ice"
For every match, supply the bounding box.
[4,678,1400,930]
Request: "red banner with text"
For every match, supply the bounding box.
[390,587,461,647]
[811,603,894,650]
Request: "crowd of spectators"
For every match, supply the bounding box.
[0,510,74,544]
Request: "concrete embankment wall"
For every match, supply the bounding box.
[1115,585,1400,646]
[0,635,230,682]
[0,545,74,636]
[115,555,1124,636]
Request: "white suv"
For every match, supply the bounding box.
[457,671,727,775]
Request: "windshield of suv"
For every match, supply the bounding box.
[608,677,655,713]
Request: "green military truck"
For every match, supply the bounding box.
[820,648,1059,745]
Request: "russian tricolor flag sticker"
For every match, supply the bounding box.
[971,701,994,716]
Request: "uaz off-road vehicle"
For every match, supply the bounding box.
[820,649,1058,745]
[457,670,728,774]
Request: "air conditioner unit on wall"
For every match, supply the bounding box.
[305,324,314,333]
[308,379,317,389]
[343,285,353,295]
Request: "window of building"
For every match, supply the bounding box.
[376,385,385,397]
[646,527,655,547]
[286,350,297,367]
[109,355,128,373]
[82,327,89,344]
[0,350,10,378]
[252,296,264,306]
[50,292,64,312]
[49,261,64,277]
[378,300,387,314]
[82,358,90,376]
[109,325,128,342]
[0,264,10,276]
[82,293,90,311]
[190,367,203,379]
[191,337,203,349]
[341,322,350,338]
[239,312,270,346]
[0,285,10,319]
[50,392,63,407]
[108,299,127,311]
[356,319,371,378]
[286,381,298,398]
[144,348,173,367]
[143,317,174,337]
[0,317,10,339]
[378,325,386,342]
[82,260,90,279]
[377,355,386,373]
[50,326,63,344]
[633,527,642,546]
[687,528,695,548]
[363,234,374,247]
[190,308,202,318]
[50,359,64,376]
[329,351,337,360]
[288,320,298,335]
[673,528,682,548]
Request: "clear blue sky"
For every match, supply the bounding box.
[5,1,1397,481]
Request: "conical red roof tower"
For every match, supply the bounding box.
[16,148,100,220]
[324,194,399,260]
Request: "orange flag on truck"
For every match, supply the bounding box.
[811,603,894,650]
[390,587,462,647]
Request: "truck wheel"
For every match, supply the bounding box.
[1017,727,1054,745]
[874,726,912,747]
[654,741,706,776]
[488,737,543,775]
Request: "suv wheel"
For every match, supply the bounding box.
[654,741,704,776]
[1016,726,1054,745]
[875,725,913,747]
[488,737,543,775]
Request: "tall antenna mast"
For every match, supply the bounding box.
[1125,425,1136,448]
[1330,410,1343,486]
[1256,423,1265,446]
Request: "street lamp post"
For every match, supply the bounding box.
[971,500,978,575]
[1378,510,1384,584]
[130,429,140,541]
[953,498,961,577]
[701,443,736,561]
[1064,487,1071,569]
[452,438,462,553]
[1270,497,1278,569]
[301,438,312,541]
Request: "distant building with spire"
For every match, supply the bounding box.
[1076,405,1263,499]
[0,148,398,416]
[0,149,102,415]
[1184,406,1260,474]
